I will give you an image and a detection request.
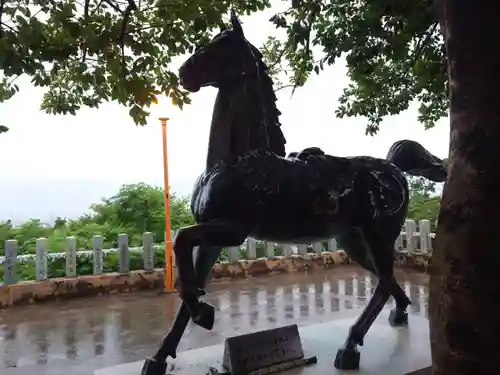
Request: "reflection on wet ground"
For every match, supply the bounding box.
[0,266,429,375]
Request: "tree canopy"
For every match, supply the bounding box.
[0,0,445,134]
[265,0,446,134]
[0,0,270,129]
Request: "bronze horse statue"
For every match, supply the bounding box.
[141,9,447,375]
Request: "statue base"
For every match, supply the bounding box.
[95,311,431,375]
[222,324,312,375]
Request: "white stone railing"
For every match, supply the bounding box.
[0,219,434,285]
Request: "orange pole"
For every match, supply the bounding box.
[160,117,175,292]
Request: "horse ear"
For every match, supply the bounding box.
[230,7,244,36]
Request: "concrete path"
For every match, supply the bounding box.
[96,312,432,375]
[0,266,429,375]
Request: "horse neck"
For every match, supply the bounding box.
[204,87,234,171]
[204,77,285,171]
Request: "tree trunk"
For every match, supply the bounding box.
[429,2,500,374]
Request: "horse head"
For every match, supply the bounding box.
[179,8,261,92]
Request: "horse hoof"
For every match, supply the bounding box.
[140,357,167,375]
[334,346,360,370]
[388,308,408,327]
[192,301,215,330]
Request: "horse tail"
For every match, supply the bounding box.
[386,140,448,183]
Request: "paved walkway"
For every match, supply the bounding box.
[0,266,429,375]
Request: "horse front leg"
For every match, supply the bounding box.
[141,246,222,375]
[173,222,248,330]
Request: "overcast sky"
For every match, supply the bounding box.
[0,5,450,224]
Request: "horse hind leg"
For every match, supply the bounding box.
[340,232,412,328]
[334,234,402,370]
[388,277,411,326]
[362,269,411,326]
[363,273,411,327]
[141,246,222,375]
[366,261,412,326]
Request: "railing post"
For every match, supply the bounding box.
[419,219,432,252]
[143,232,154,271]
[266,241,275,258]
[297,244,308,255]
[167,230,178,280]
[246,238,257,259]
[65,236,77,277]
[118,233,129,273]
[313,242,323,253]
[328,238,338,252]
[395,232,404,251]
[4,239,17,285]
[228,246,240,262]
[240,239,248,259]
[282,244,293,256]
[93,235,104,275]
[35,237,48,281]
[404,219,416,252]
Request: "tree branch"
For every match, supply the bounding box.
[291,1,321,96]
[128,23,169,33]
[267,40,290,72]
[82,0,91,62]
[274,84,295,93]
[120,0,137,79]
[103,0,123,13]
[7,74,21,86]
[407,22,439,78]
[90,0,104,16]
[0,0,4,38]
[0,21,15,33]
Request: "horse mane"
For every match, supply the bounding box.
[240,42,287,157]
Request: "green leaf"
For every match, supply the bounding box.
[0,0,274,126]
[264,1,446,134]
[0,0,447,134]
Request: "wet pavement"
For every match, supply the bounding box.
[0,266,429,375]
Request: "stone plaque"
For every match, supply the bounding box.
[222,324,305,375]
